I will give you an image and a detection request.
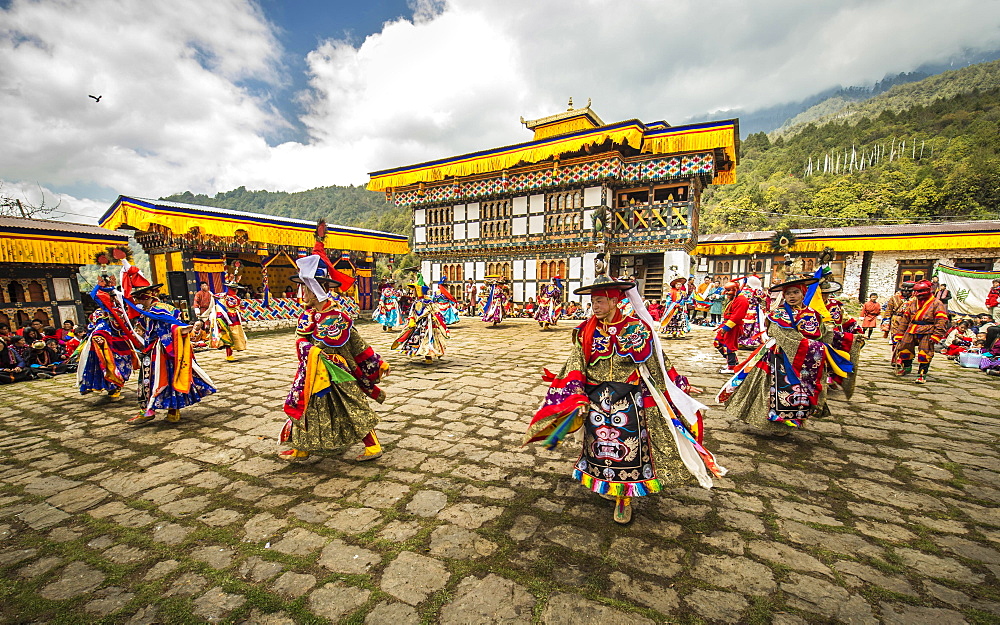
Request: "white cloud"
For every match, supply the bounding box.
[2,0,1000,218]
[0,0,282,200]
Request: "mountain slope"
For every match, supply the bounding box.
[774,59,1000,137]
[701,78,1000,235]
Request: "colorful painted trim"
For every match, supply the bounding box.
[392,153,715,207]
[368,118,738,192]
[936,263,1000,280]
[99,196,409,255]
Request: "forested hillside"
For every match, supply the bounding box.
[162,185,411,237]
[701,82,1000,234]
[775,60,1000,137]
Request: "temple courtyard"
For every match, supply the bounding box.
[1,318,998,624]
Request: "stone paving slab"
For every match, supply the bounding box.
[0,319,998,623]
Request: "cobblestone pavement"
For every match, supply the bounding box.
[1,318,998,624]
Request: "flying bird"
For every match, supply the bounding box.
[88,94,102,102]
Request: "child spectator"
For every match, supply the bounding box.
[860,293,881,338]
[62,327,82,359]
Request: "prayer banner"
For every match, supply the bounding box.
[935,264,1000,316]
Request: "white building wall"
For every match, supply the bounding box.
[842,253,864,300]
[866,247,1000,298]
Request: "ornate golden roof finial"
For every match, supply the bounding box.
[587,97,592,108]
[567,97,573,110]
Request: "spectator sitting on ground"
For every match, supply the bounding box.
[0,336,34,383]
[56,320,75,344]
[42,325,58,342]
[25,340,67,378]
[21,327,43,346]
[973,332,989,350]
[973,313,996,334]
[7,335,30,366]
[190,320,209,349]
[944,319,975,359]
[0,323,10,339]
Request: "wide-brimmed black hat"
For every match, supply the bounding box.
[768,276,818,293]
[900,281,916,290]
[819,280,842,294]
[130,283,164,298]
[290,275,342,289]
[573,275,636,295]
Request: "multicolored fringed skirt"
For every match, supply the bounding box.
[573,381,662,497]
[660,312,690,338]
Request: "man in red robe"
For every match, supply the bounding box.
[714,281,749,374]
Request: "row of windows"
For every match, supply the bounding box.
[426,225,453,244]
[546,190,583,212]
[436,260,569,283]
[538,260,567,281]
[482,199,511,221]
[486,262,512,280]
[426,206,451,226]
[0,309,51,328]
[545,212,582,233]
[441,264,464,282]
[616,184,689,207]
[1,280,47,304]
[482,220,511,238]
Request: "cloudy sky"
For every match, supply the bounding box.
[2,0,999,223]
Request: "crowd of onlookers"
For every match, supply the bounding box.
[0,319,83,384]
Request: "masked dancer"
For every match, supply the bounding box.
[433,279,461,325]
[78,271,140,400]
[714,281,749,374]
[535,276,564,330]
[658,277,691,338]
[393,282,450,363]
[718,276,854,435]
[525,275,724,524]
[373,282,403,332]
[280,250,389,461]
[882,282,914,339]
[737,276,768,349]
[124,267,216,425]
[208,266,249,362]
[891,279,949,384]
[482,276,508,327]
